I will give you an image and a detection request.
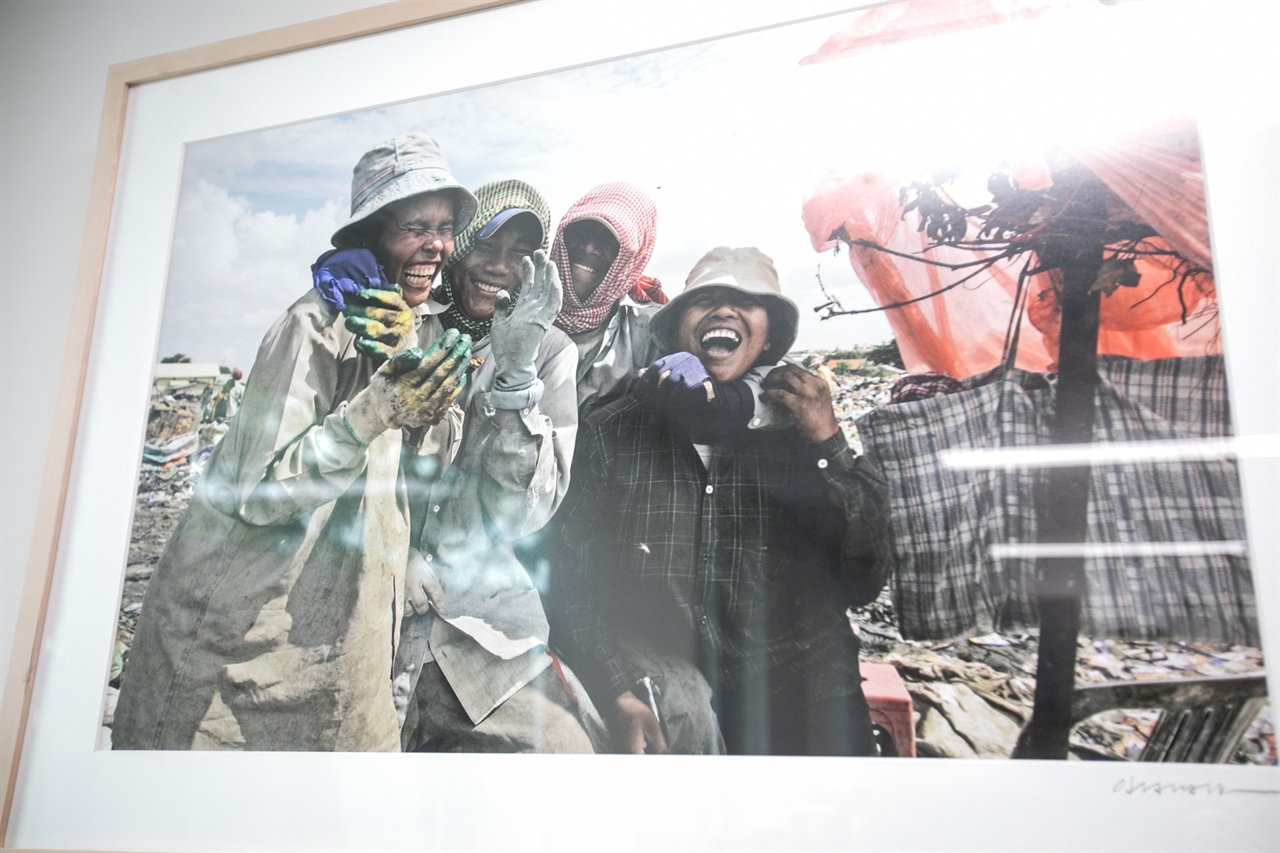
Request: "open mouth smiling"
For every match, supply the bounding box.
[402,263,439,288]
[700,327,742,355]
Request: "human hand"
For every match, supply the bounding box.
[404,548,445,617]
[490,250,562,393]
[344,287,414,360]
[344,328,472,443]
[638,352,753,434]
[760,363,840,444]
[612,691,668,755]
[638,352,713,426]
[638,351,714,400]
[311,248,386,310]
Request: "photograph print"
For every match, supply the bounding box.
[102,0,1271,765]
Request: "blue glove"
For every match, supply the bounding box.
[640,352,711,395]
[639,352,753,439]
[312,248,387,310]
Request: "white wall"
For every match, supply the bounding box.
[0,0,385,725]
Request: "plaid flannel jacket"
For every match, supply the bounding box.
[550,395,890,705]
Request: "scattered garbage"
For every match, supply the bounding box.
[852,585,1273,764]
[829,369,899,453]
[969,633,1016,647]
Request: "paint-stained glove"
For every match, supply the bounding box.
[638,351,753,438]
[343,328,472,444]
[487,249,563,408]
[312,248,386,311]
[344,288,414,360]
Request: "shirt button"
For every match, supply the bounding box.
[705,484,714,495]
[432,504,441,513]
[817,458,829,469]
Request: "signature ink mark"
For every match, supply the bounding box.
[1115,777,1280,797]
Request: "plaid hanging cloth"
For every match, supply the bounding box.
[857,355,1258,644]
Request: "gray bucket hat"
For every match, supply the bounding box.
[651,246,800,361]
[331,134,478,248]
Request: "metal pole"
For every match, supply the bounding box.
[1015,255,1101,760]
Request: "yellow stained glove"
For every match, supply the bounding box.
[344,287,414,360]
[343,328,472,443]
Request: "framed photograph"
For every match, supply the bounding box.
[4,0,1277,850]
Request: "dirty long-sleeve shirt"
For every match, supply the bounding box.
[551,395,889,707]
[568,296,660,416]
[395,315,578,725]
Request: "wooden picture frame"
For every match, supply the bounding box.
[4,1,1277,849]
[0,0,514,838]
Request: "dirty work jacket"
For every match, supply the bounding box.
[113,289,576,750]
[394,309,579,727]
[569,296,660,416]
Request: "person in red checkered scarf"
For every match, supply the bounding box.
[549,182,667,414]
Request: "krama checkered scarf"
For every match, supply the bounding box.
[551,182,660,334]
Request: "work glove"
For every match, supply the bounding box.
[312,248,386,311]
[343,328,472,444]
[344,288,414,360]
[638,351,753,439]
[488,250,563,408]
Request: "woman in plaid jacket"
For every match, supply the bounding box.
[551,246,890,756]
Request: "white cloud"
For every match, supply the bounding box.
[162,7,968,368]
[158,180,345,369]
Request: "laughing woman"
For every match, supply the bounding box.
[549,182,664,414]
[392,179,604,753]
[113,134,480,751]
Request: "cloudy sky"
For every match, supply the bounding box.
[155,0,1188,371]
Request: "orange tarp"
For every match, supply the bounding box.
[801,124,1219,378]
[799,1,1219,379]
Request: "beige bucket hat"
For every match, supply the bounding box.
[331,134,478,248]
[651,246,800,361]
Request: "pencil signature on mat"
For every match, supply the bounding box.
[1113,777,1279,796]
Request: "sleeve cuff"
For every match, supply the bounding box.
[485,378,544,411]
[809,430,856,472]
[339,398,385,445]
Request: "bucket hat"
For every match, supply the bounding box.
[331,134,478,248]
[651,246,799,361]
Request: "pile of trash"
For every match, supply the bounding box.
[142,397,201,465]
[138,394,227,503]
[831,370,900,453]
[851,590,1273,764]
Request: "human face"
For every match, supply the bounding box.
[452,216,541,321]
[674,287,772,383]
[563,219,620,301]
[373,193,456,307]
